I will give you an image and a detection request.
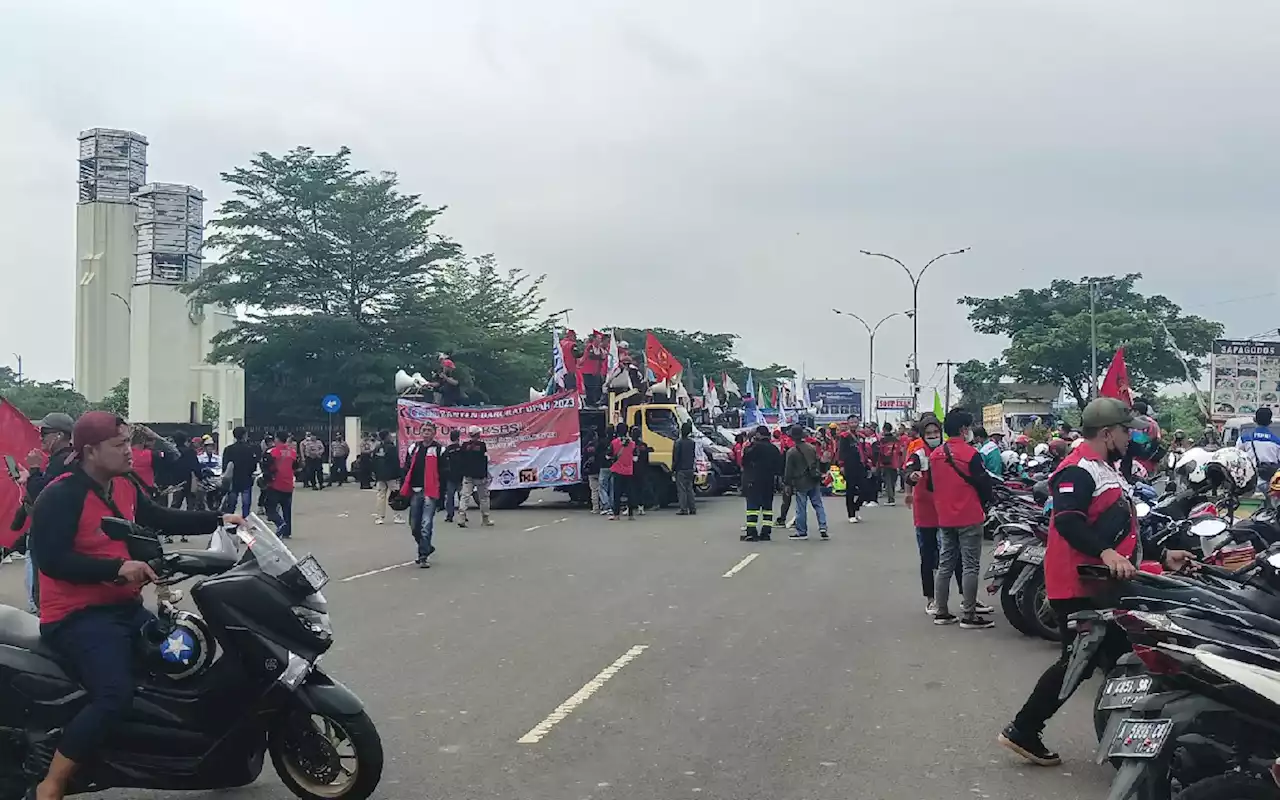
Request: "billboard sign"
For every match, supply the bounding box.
[875,396,914,411]
[1210,339,1280,422]
[806,379,864,422]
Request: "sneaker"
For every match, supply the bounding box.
[974,601,995,615]
[789,532,809,540]
[926,600,939,615]
[886,500,896,506]
[375,518,385,525]
[933,613,959,626]
[741,525,749,532]
[998,725,1062,766]
[782,519,792,529]
[608,515,618,521]
[848,516,860,524]
[600,510,611,516]
[865,501,878,508]
[819,529,829,540]
[458,521,468,528]
[483,520,495,527]
[676,510,689,516]
[960,615,996,630]
[416,559,431,569]
[10,552,25,561]
[393,515,406,525]
[740,533,759,542]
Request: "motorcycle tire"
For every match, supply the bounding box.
[1000,564,1036,636]
[1173,772,1280,800]
[1016,569,1062,642]
[270,708,383,800]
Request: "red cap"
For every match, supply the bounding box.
[72,411,126,455]
[442,359,455,369]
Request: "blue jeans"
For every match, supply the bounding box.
[916,526,962,599]
[264,489,293,538]
[791,487,828,534]
[222,487,253,516]
[598,470,613,511]
[410,492,438,560]
[25,551,37,614]
[443,481,461,521]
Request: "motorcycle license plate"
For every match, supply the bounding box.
[1097,675,1152,711]
[1017,546,1045,565]
[985,561,1012,580]
[296,555,329,592]
[1107,718,1173,758]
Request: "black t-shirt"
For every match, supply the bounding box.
[436,372,462,406]
[222,441,261,491]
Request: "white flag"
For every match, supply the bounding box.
[722,373,741,397]
[550,329,568,390]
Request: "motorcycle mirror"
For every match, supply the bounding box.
[1135,502,1151,518]
[1190,518,1229,538]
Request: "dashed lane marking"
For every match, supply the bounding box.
[524,525,544,532]
[339,561,416,582]
[721,553,759,578]
[517,645,649,744]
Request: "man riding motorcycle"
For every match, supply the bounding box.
[27,412,243,800]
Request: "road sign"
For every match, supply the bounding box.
[875,396,914,411]
[321,394,342,414]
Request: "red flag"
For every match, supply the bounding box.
[770,387,779,409]
[0,400,41,549]
[644,332,683,382]
[1099,347,1133,405]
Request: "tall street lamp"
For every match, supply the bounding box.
[859,248,970,413]
[832,308,913,422]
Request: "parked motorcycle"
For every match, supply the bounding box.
[0,515,382,800]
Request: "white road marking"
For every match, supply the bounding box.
[721,553,759,578]
[517,644,649,744]
[340,561,416,582]
[554,517,569,524]
[524,525,544,532]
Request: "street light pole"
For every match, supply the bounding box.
[832,309,912,423]
[860,248,970,414]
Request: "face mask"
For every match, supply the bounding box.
[963,430,974,443]
[924,435,942,449]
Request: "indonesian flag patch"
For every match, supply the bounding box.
[1058,482,1074,493]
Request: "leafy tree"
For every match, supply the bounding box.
[0,381,92,420]
[954,359,1008,412]
[1155,393,1208,436]
[201,394,220,424]
[961,274,1223,409]
[610,328,795,401]
[98,378,130,417]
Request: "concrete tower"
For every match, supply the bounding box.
[75,128,147,401]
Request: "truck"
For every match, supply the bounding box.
[983,398,1058,439]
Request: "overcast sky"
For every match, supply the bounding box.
[3,1,1278,400]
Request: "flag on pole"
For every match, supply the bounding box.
[1100,347,1133,406]
[607,331,620,376]
[644,332,683,383]
[708,377,718,409]
[798,365,809,406]
[722,373,741,397]
[744,372,755,401]
[549,328,568,392]
[933,390,946,423]
[769,386,779,409]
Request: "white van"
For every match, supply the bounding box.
[1223,416,1256,447]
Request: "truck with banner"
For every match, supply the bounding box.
[396,388,690,509]
[397,391,585,509]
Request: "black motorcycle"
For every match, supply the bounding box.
[0,515,382,800]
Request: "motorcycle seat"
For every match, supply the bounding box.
[0,604,61,660]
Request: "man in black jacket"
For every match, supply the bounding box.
[440,429,463,523]
[582,426,601,513]
[740,426,783,541]
[672,422,697,515]
[837,418,867,524]
[219,427,260,516]
[370,430,402,525]
[18,412,78,613]
[456,426,492,528]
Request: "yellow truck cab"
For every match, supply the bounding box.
[607,389,686,506]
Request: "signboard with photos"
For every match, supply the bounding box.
[1210,338,1280,422]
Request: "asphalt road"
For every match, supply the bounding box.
[0,487,1120,800]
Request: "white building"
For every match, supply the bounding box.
[74,130,245,439]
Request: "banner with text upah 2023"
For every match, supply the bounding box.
[396,393,583,490]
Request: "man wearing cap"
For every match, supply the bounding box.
[28,412,243,800]
[999,397,1198,767]
[434,358,462,407]
[17,413,79,614]
[456,425,493,527]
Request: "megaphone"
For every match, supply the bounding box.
[529,387,547,401]
[394,370,415,393]
[649,380,671,399]
[411,372,428,388]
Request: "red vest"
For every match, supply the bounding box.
[909,447,939,528]
[131,446,156,490]
[40,475,142,624]
[928,438,986,528]
[610,440,636,476]
[1044,442,1137,600]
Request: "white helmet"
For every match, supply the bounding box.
[1033,442,1050,457]
[1001,450,1019,468]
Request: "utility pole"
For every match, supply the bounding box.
[937,360,961,411]
[11,354,21,385]
[1089,280,1098,399]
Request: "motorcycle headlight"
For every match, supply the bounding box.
[293,606,333,641]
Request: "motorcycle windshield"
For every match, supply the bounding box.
[235,513,300,579]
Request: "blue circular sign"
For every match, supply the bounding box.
[321,394,342,414]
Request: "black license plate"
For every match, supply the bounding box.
[1018,546,1045,565]
[296,555,329,592]
[1097,675,1152,711]
[986,562,1012,580]
[1107,718,1173,758]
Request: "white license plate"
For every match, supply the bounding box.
[1097,675,1152,710]
[297,555,329,592]
[1018,547,1045,565]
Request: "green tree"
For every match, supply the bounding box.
[98,378,130,417]
[961,274,1223,409]
[953,359,1008,413]
[1155,393,1207,436]
[0,380,91,420]
[201,394,220,424]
